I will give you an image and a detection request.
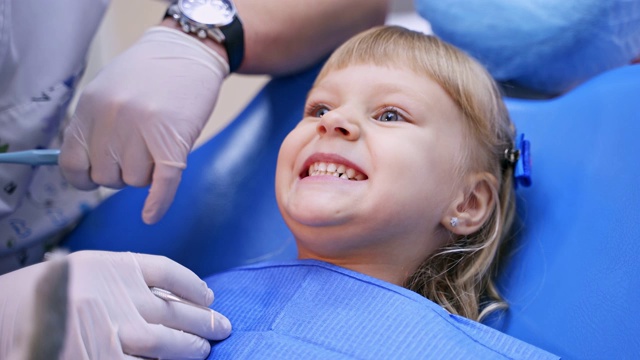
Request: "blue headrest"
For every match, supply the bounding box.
[485,64,640,357]
[63,63,640,358]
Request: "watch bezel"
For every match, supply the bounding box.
[178,0,237,27]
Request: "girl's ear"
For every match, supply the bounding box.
[442,172,497,236]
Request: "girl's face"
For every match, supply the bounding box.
[275,64,468,283]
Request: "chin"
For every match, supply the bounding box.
[280,193,356,226]
[284,206,350,228]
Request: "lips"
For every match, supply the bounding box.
[300,153,368,181]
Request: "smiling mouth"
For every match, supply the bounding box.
[303,162,368,181]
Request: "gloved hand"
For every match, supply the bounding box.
[60,26,229,224]
[0,251,232,359]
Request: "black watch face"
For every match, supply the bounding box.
[180,0,235,26]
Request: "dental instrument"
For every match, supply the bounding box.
[0,149,60,165]
[149,286,213,312]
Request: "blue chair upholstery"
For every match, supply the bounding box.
[63,63,640,359]
[485,64,640,358]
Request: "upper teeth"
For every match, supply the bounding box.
[308,162,366,180]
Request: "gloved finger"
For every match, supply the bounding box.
[85,122,129,188]
[88,146,127,189]
[119,323,211,360]
[131,253,213,307]
[145,295,231,340]
[59,117,98,191]
[141,162,185,224]
[120,140,154,187]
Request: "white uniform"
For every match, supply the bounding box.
[0,0,108,273]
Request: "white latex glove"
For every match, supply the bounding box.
[60,26,229,224]
[0,251,232,359]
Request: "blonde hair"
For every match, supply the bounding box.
[316,26,517,321]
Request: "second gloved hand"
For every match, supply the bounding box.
[0,251,232,359]
[60,26,229,224]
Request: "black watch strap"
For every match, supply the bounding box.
[219,16,244,73]
[164,4,245,73]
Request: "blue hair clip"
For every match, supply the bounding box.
[504,134,532,188]
[513,134,532,188]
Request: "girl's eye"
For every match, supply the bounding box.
[305,103,330,118]
[315,107,330,118]
[377,110,401,122]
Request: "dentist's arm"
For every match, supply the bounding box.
[59,0,389,224]
[232,0,390,75]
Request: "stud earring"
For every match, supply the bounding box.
[449,217,459,227]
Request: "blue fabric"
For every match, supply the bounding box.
[415,0,640,94]
[205,260,557,359]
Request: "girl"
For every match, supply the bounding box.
[205,26,551,359]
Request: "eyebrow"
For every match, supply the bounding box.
[309,76,446,115]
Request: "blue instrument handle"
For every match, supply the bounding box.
[0,149,60,165]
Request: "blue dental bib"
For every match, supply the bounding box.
[205,260,557,359]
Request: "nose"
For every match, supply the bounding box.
[316,110,360,141]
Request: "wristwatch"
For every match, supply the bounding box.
[166,0,245,72]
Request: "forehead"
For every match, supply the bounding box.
[315,62,428,86]
[311,64,459,115]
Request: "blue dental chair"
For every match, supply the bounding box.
[63,63,640,359]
